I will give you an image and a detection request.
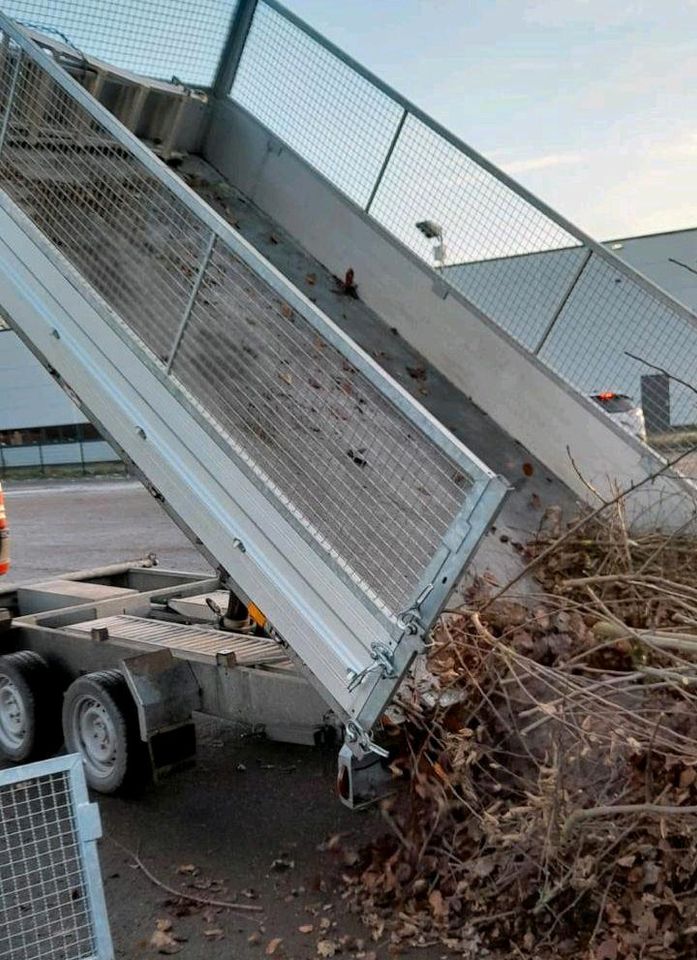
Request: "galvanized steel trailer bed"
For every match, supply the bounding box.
[0,13,507,792]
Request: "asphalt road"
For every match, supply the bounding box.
[3,477,211,586]
[1,477,404,960]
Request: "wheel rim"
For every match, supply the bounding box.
[0,676,27,750]
[71,695,118,778]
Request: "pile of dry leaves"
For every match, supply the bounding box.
[343,501,697,959]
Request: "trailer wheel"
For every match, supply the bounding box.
[63,671,143,794]
[0,651,59,762]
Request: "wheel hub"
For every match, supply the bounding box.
[74,696,118,776]
[0,677,27,749]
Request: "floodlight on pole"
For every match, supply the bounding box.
[415,220,442,241]
[415,220,446,272]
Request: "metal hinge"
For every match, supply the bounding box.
[346,584,435,692]
[344,719,389,758]
[346,641,396,692]
[396,582,434,636]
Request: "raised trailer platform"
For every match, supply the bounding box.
[4,3,695,814]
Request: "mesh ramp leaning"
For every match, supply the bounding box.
[0,14,507,745]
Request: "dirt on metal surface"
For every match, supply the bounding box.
[179,156,579,594]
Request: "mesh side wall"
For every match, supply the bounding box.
[0,33,481,621]
[1,0,238,85]
[0,770,96,960]
[230,1,697,477]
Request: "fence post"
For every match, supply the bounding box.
[211,0,259,100]
[166,232,216,373]
[641,373,671,435]
[534,249,592,356]
[365,108,407,214]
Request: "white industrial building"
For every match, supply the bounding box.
[0,316,117,473]
[2,224,697,474]
[606,228,697,311]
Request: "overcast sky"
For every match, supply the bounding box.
[281,0,697,241]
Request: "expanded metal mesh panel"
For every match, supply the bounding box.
[232,1,404,208]
[0,23,485,624]
[0,766,101,960]
[0,49,212,358]
[229,1,697,478]
[172,241,471,616]
[1,0,237,85]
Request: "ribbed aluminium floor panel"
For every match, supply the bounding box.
[68,614,292,667]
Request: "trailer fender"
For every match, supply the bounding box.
[119,648,201,779]
[120,648,201,741]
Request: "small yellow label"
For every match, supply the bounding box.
[247,601,267,628]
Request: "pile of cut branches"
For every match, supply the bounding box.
[343,503,697,959]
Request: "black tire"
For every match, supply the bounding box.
[0,651,60,762]
[62,670,145,794]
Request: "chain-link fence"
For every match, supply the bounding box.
[231,0,697,479]
[1,0,238,85]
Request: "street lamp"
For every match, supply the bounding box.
[415,220,446,272]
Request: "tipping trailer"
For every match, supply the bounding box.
[0,13,509,805]
[2,1,697,806]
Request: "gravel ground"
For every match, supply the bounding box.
[1,478,417,960]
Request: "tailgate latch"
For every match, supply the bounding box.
[346,641,396,692]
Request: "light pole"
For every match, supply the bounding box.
[415,220,446,273]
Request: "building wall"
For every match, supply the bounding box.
[0,328,119,469]
[443,228,697,425]
[1,327,82,429]
[607,228,697,313]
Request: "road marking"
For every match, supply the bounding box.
[4,480,141,498]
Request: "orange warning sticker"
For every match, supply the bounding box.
[247,601,267,629]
